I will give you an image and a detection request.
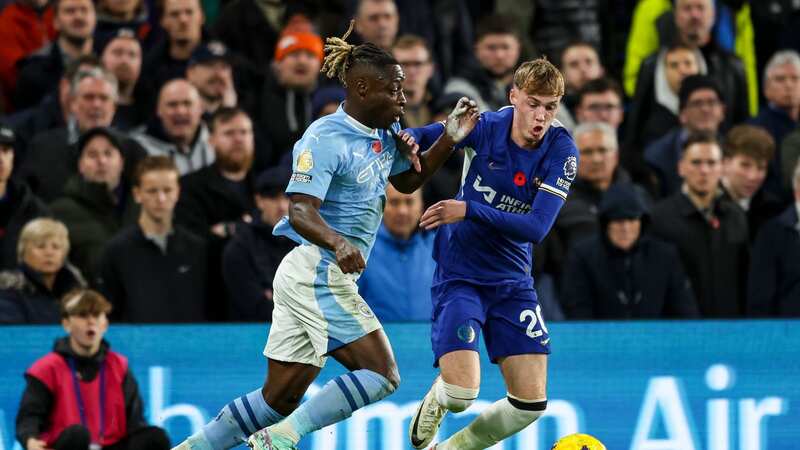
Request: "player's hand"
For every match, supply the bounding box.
[26,438,50,450]
[419,200,467,230]
[392,130,422,172]
[445,97,480,143]
[334,239,366,274]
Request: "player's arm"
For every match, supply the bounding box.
[421,136,579,243]
[420,191,565,244]
[388,97,479,193]
[288,193,364,273]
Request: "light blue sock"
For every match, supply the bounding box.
[270,369,395,443]
[187,388,284,450]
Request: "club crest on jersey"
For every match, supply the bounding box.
[296,149,314,172]
[371,140,382,154]
[513,171,526,187]
[564,155,578,181]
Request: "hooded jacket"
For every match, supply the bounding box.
[562,183,699,319]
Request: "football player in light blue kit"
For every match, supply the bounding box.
[170,22,479,450]
[405,58,579,450]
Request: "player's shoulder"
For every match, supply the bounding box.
[479,106,515,129]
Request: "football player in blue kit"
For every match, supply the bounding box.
[171,22,479,450]
[405,58,579,450]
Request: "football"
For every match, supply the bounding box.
[551,433,607,450]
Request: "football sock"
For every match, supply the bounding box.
[185,388,284,449]
[438,394,547,450]
[433,377,479,412]
[268,369,395,444]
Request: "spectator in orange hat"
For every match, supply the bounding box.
[251,30,323,169]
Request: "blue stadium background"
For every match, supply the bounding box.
[1,321,798,450]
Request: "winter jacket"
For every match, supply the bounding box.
[0,1,55,104]
[749,105,797,202]
[96,224,208,322]
[21,125,147,202]
[624,48,706,154]
[14,41,67,110]
[650,190,749,317]
[444,64,510,113]
[0,263,85,324]
[747,205,800,317]
[175,164,255,237]
[623,0,757,116]
[643,127,685,198]
[720,184,786,241]
[132,120,215,176]
[251,73,314,168]
[222,215,295,321]
[16,337,147,447]
[50,177,139,280]
[562,182,698,319]
[0,179,49,270]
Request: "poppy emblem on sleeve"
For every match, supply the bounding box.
[513,171,526,186]
[371,140,382,154]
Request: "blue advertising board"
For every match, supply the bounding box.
[1,321,798,450]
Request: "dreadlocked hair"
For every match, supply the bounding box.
[321,19,398,86]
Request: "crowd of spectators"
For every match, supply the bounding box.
[1,0,799,326]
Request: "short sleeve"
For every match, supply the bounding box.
[538,129,580,202]
[285,133,342,200]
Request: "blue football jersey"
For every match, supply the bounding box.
[273,105,412,262]
[408,106,579,284]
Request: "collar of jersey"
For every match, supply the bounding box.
[339,105,380,137]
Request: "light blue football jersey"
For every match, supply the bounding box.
[273,104,412,262]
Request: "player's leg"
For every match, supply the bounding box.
[258,328,400,447]
[248,256,398,449]
[174,360,320,450]
[409,282,484,449]
[173,248,324,450]
[435,283,549,450]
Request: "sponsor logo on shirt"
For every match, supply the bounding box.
[473,175,497,203]
[371,140,382,154]
[291,173,312,183]
[357,151,393,183]
[297,149,314,172]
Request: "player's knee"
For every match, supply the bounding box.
[507,395,547,424]
[436,380,479,413]
[383,365,401,392]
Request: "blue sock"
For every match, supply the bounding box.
[271,369,395,443]
[188,388,284,449]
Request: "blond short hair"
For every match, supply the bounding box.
[513,58,565,97]
[17,218,70,263]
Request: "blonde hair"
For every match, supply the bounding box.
[320,19,399,86]
[513,58,565,97]
[321,20,357,85]
[17,218,70,263]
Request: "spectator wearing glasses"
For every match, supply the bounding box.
[573,77,624,133]
[644,74,725,197]
[391,34,438,128]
